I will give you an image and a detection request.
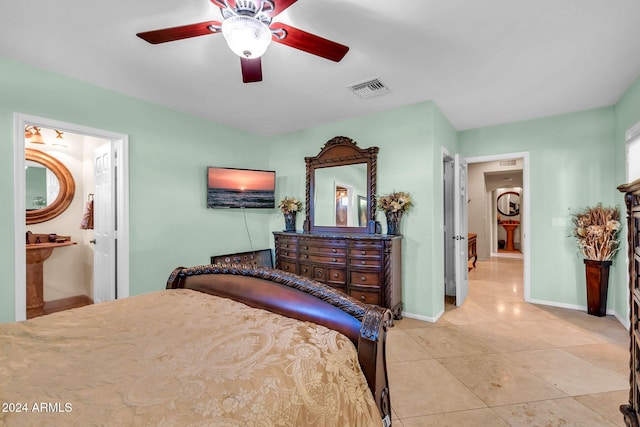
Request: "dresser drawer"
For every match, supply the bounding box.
[300,239,346,251]
[349,258,381,268]
[280,261,297,274]
[327,268,346,285]
[279,249,298,259]
[299,263,314,279]
[350,288,381,305]
[350,270,381,286]
[300,253,346,264]
[301,245,346,255]
[278,237,298,250]
[348,247,382,258]
[349,240,383,249]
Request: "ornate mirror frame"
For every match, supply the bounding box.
[304,136,378,234]
[25,148,76,224]
[496,190,521,217]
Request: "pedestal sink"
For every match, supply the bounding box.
[499,220,520,252]
[26,235,76,319]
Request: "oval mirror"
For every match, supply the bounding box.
[25,148,75,224]
[497,191,520,217]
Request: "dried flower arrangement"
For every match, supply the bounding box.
[571,203,621,261]
[278,197,303,215]
[377,191,413,214]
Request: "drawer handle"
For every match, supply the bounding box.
[332,248,337,253]
[332,258,337,262]
[334,273,339,278]
[303,254,308,259]
[360,295,366,302]
[361,250,366,255]
[361,260,366,265]
[361,276,366,281]
[284,265,289,270]
[316,271,323,277]
[303,268,308,273]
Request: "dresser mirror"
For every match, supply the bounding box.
[25,148,76,224]
[304,136,378,234]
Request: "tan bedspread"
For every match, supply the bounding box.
[0,289,381,426]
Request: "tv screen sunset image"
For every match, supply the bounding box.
[207,167,275,208]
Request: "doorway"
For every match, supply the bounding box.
[13,114,129,321]
[444,151,531,306]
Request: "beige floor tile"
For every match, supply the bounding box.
[574,390,629,427]
[560,315,630,343]
[563,342,629,378]
[457,321,553,353]
[394,316,452,329]
[405,326,493,359]
[492,397,618,426]
[441,304,497,325]
[388,359,486,418]
[503,349,628,396]
[440,353,567,406]
[387,328,434,362]
[510,318,610,347]
[400,408,509,427]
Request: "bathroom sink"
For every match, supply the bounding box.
[25,234,77,319]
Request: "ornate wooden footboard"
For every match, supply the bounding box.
[167,264,392,426]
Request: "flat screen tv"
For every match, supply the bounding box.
[207,167,276,209]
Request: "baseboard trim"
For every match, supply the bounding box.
[529,298,629,330]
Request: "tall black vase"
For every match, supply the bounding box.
[584,259,612,317]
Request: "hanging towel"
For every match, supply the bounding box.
[80,199,94,230]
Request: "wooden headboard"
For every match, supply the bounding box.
[167,264,392,425]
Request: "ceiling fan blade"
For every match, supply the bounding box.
[137,21,222,44]
[268,0,299,17]
[241,57,263,83]
[270,23,349,62]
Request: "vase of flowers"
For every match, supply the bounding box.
[279,196,303,232]
[377,191,413,235]
[571,203,621,316]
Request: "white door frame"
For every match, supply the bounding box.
[13,113,129,321]
[463,151,531,301]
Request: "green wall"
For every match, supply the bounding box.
[459,107,623,315]
[0,56,271,322]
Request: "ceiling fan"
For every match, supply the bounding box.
[137,0,349,83]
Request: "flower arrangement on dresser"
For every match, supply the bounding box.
[279,197,303,232]
[377,191,413,235]
[571,203,621,316]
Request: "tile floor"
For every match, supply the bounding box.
[387,256,630,426]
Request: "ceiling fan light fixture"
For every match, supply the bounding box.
[221,15,272,59]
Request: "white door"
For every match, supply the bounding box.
[93,143,115,303]
[454,154,469,306]
[443,156,456,296]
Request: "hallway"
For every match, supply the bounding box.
[388,257,628,426]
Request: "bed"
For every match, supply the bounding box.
[0,264,392,426]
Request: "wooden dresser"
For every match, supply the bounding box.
[274,232,403,319]
[618,179,640,426]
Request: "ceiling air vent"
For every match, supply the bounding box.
[499,159,517,167]
[348,78,390,98]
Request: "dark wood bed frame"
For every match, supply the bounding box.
[167,264,392,426]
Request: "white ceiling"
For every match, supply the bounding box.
[1,0,639,136]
